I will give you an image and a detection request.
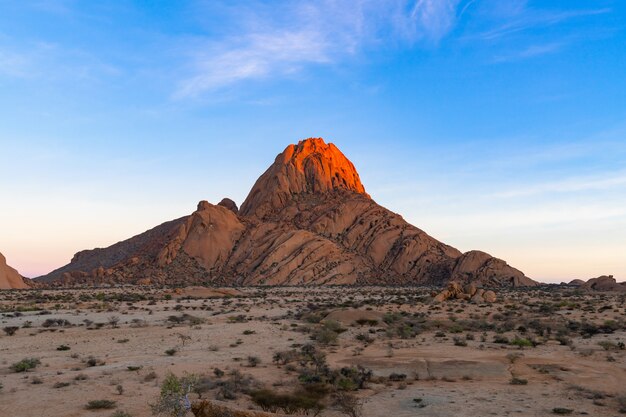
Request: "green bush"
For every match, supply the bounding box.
[509,337,534,348]
[151,372,198,417]
[11,358,41,373]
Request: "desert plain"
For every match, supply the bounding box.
[1,285,625,417]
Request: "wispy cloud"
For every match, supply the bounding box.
[492,41,563,62]
[471,6,611,41]
[176,29,331,97]
[495,171,626,198]
[409,0,462,41]
[176,0,465,97]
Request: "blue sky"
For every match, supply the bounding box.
[0,0,625,281]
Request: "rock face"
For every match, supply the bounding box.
[0,252,30,290]
[37,138,537,288]
[240,138,369,218]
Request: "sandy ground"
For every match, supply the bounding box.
[0,286,625,417]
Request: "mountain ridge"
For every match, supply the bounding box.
[37,138,537,288]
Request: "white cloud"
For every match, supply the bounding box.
[175,0,465,97]
[176,29,331,97]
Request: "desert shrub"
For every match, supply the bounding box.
[598,340,625,351]
[388,373,406,382]
[313,328,338,345]
[42,318,71,328]
[151,372,198,417]
[57,344,71,351]
[250,388,325,414]
[382,312,402,324]
[246,356,261,367]
[191,400,269,417]
[333,391,363,417]
[85,356,105,367]
[215,370,258,400]
[552,408,573,415]
[3,326,19,336]
[85,399,116,410]
[165,348,178,356]
[510,337,534,348]
[453,336,467,347]
[355,318,378,326]
[493,335,509,344]
[168,314,205,326]
[510,378,528,385]
[11,357,41,372]
[272,350,300,365]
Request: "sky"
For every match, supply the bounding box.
[0,0,625,282]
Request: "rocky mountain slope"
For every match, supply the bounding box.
[0,252,30,289]
[38,138,536,287]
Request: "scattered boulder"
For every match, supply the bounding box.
[482,290,497,303]
[433,281,496,303]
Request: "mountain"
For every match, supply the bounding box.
[0,252,31,289]
[38,138,536,287]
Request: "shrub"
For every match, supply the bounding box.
[151,373,198,417]
[246,356,261,367]
[510,378,528,385]
[85,399,116,410]
[453,336,467,347]
[3,326,19,336]
[165,348,177,356]
[11,357,41,373]
[510,337,534,348]
[250,388,325,415]
[333,391,363,417]
[314,328,338,345]
[57,344,71,351]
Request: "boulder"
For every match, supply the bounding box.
[482,290,497,303]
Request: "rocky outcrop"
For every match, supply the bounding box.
[0,252,30,289]
[450,251,535,287]
[580,275,626,292]
[37,138,536,288]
